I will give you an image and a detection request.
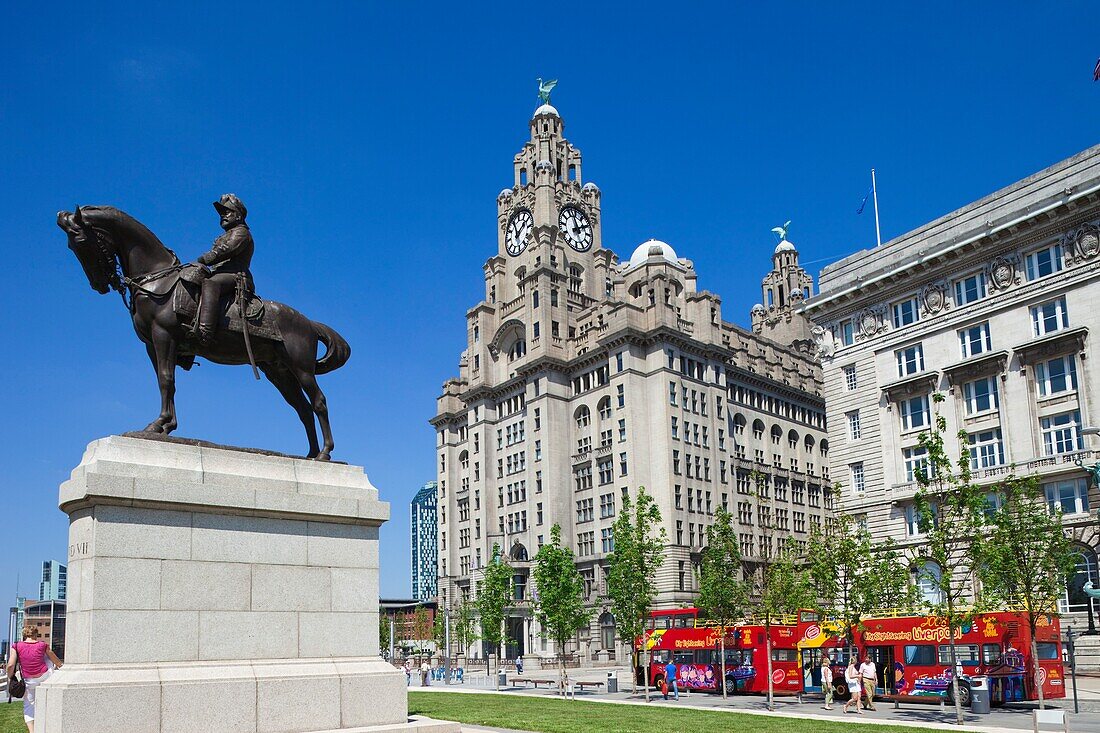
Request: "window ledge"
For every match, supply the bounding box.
[943,351,1010,386]
[882,372,940,402]
[1015,327,1088,365]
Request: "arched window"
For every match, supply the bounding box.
[804,435,816,453]
[569,265,583,293]
[599,612,616,651]
[752,419,765,440]
[1062,545,1099,613]
[787,429,800,449]
[771,425,782,445]
[459,450,469,470]
[820,439,830,458]
[511,543,529,562]
[734,414,746,435]
[915,559,944,605]
[597,397,612,421]
[575,405,591,429]
[508,339,526,361]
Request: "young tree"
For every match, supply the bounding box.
[432,607,448,673]
[746,471,813,711]
[379,613,392,660]
[806,505,917,659]
[477,544,513,690]
[452,596,478,662]
[979,475,1076,709]
[912,392,989,725]
[532,524,593,693]
[695,506,748,699]
[606,486,667,701]
[411,606,434,651]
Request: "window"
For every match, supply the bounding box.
[968,429,1005,469]
[598,397,612,421]
[904,645,938,666]
[954,272,986,305]
[617,384,625,408]
[575,406,591,429]
[846,410,862,440]
[904,505,924,536]
[839,319,855,346]
[1036,355,1078,397]
[958,322,991,358]
[534,440,542,461]
[903,446,931,482]
[843,365,858,391]
[616,352,624,372]
[619,452,628,476]
[1031,297,1069,337]
[618,419,627,442]
[601,527,614,553]
[1026,242,1064,281]
[1041,410,1082,455]
[600,492,615,518]
[669,381,677,405]
[915,560,944,605]
[850,463,865,493]
[895,344,924,377]
[962,377,999,415]
[597,458,613,485]
[899,394,930,431]
[1046,478,1089,515]
[892,297,920,328]
[671,416,679,440]
[576,498,594,523]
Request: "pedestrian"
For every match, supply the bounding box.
[859,653,878,711]
[6,628,63,733]
[663,659,679,701]
[420,659,430,686]
[820,653,834,710]
[842,658,863,715]
[404,658,412,686]
[516,655,524,675]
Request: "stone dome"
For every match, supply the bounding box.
[533,103,559,117]
[774,239,796,254]
[498,188,513,199]
[628,239,679,268]
[751,303,766,314]
[582,181,600,193]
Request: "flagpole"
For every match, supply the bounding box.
[872,168,882,248]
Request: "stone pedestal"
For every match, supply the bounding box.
[38,435,457,733]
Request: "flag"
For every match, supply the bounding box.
[1094,57,1100,81]
[857,187,872,215]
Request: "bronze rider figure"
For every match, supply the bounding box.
[196,193,254,342]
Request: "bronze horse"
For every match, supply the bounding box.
[57,206,350,460]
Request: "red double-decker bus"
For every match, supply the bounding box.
[635,608,1067,706]
[794,610,1066,706]
[635,608,803,695]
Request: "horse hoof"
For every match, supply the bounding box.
[143,422,164,434]
[315,452,331,462]
[162,423,177,435]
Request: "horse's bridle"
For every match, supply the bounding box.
[76,223,181,311]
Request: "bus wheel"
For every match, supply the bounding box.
[947,682,971,707]
[653,674,664,691]
[834,682,849,699]
[724,678,737,695]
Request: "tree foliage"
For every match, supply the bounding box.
[912,393,990,724]
[451,596,478,659]
[379,612,392,658]
[606,486,667,701]
[477,544,513,689]
[695,506,748,698]
[533,524,593,692]
[411,606,434,647]
[979,475,1077,708]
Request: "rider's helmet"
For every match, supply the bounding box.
[213,193,247,219]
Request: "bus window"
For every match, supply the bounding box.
[1036,642,1059,660]
[772,648,798,662]
[800,611,820,623]
[661,616,673,629]
[696,650,717,664]
[982,644,1001,664]
[651,650,671,665]
[673,652,695,666]
[675,614,691,629]
[939,644,979,666]
[904,645,937,665]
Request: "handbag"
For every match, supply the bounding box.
[9,657,25,699]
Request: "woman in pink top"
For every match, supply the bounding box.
[6,628,62,732]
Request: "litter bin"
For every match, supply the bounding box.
[498,670,508,688]
[969,677,990,715]
[607,671,618,694]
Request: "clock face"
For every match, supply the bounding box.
[559,205,593,252]
[506,209,534,256]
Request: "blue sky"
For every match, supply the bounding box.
[2,2,1098,616]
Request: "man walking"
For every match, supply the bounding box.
[663,659,679,701]
[858,653,877,711]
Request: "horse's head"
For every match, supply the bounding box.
[57,206,121,295]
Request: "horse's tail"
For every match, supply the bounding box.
[313,320,351,375]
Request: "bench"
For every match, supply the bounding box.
[881,693,946,711]
[572,681,605,692]
[510,677,558,688]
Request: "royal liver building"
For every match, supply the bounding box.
[431,101,830,664]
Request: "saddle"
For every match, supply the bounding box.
[162,264,282,342]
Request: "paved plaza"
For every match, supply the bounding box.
[408,666,1100,733]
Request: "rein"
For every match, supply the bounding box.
[83,224,180,312]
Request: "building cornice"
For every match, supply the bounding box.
[881,371,940,403]
[942,350,1010,387]
[1014,326,1089,365]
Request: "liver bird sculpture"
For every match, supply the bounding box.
[771,220,792,241]
[537,78,558,105]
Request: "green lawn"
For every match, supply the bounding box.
[409,691,951,733]
[0,702,25,733]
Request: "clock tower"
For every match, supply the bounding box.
[489,102,610,309]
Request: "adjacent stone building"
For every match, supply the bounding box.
[802,145,1100,628]
[431,102,830,664]
[411,482,439,602]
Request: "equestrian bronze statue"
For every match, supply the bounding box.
[57,200,350,460]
